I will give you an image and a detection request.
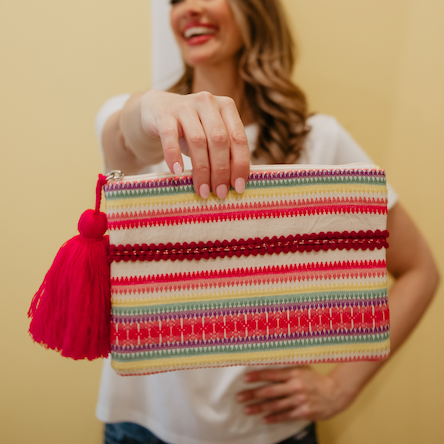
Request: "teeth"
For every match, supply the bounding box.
[184,27,216,39]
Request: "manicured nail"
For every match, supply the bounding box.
[199,184,210,200]
[234,178,245,194]
[173,162,182,176]
[216,184,228,200]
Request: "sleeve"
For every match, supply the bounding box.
[332,121,398,210]
[94,94,131,172]
[304,114,398,210]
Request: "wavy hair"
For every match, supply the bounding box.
[168,0,310,164]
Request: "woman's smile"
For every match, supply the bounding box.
[183,22,218,46]
[170,0,243,66]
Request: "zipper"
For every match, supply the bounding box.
[106,163,378,183]
[106,170,124,182]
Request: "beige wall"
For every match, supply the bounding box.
[1,1,443,443]
[286,0,444,442]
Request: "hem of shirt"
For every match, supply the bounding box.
[96,405,309,444]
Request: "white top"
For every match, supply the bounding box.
[95,94,398,444]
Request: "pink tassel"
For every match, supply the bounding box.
[28,175,111,360]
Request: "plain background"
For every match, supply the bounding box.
[1,1,443,443]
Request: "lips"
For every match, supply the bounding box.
[182,23,217,41]
[184,26,216,39]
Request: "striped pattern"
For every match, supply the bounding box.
[104,165,390,376]
[107,197,387,230]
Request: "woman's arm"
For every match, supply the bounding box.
[101,93,164,175]
[101,90,250,199]
[237,202,440,422]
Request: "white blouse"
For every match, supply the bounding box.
[95,94,397,444]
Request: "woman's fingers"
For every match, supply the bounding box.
[178,93,249,199]
[195,92,232,199]
[144,90,249,199]
[237,380,296,404]
[244,396,295,415]
[243,367,303,384]
[263,405,310,423]
[236,366,349,423]
[220,97,250,193]
[157,113,184,176]
[178,107,211,197]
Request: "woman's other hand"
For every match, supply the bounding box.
[236,366,353,423]
[102,90,250,200]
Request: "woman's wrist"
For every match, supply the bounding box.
[328,360,383,410]
[119,92,164,167]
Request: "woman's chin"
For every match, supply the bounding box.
[184,54,218,68]
[180,46,212,65]
[183,51,236,69]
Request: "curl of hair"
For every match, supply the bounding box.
[167,0,310,164]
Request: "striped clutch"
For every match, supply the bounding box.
[104,164,390,376]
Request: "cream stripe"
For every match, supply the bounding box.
[111,339,390,372]
[111,281,387,307]
[111,278,387,305]
[108,211,387,245]
[110,247,387,279]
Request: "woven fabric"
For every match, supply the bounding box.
[104,164,390,376]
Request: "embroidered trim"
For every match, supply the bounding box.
[110,260,387,296]
[112,297,389,323]
[111,259,386,283]
[108,230,389,263]
[107,202,388,230]
[110,302,390,350]
[107,196,387,222]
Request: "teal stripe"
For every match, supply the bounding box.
[111,332,390,362]
[105,176,387,201]
[111,288,388,317]
[105,185,194,201]
[246,176,387,190]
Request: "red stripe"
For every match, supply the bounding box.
[108,199,388,230]
[108,230,389,263]
[110,303,390,348]
[108,197,387,221]
[110,260,387,296]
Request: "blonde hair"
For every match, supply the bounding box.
[168,0,310,164]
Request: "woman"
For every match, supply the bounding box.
[97,1,439,443]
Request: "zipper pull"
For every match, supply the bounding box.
[106,170,124,182]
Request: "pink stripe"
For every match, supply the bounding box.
[108,197,387,220]
[110,260,387,296]
[108,198,388,230]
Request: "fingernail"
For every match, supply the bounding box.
[173,162,182,176]
[199,184,210,200]
[216,184,228,200]
[234,178,245,194]
[244,407,254,415]
[243,374,253,383]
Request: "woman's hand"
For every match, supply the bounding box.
[236,366,353,423]
[116,90,250,200]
